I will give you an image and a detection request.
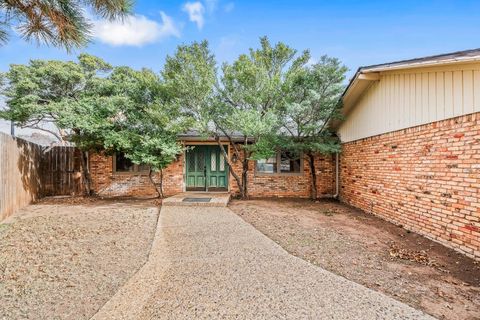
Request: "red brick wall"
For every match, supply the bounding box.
[339,113,480,259]
[89,153,184,197]
[228,145,335,198]
[89,148,336,199]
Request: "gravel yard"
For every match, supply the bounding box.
[229,199,480,320]
[0,198,158,320]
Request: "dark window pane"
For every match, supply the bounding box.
[197,151,205,171]
[256,157,277,173]
[115,152,134,172]
[187,150,195,172]
[280,151,301,173]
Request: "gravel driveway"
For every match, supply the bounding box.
[0,200,158,320]
[92,206,435,320]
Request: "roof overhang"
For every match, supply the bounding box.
[330,48,480,130]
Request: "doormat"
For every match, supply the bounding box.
[182,197,212,203]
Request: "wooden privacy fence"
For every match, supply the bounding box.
[0,133,43,221]
[41,146,84,196]
[0,132,84,221]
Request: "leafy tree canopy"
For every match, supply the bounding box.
[279,55,348,198]
[0,54,191,197]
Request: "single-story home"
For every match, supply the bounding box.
[89,48,480,260]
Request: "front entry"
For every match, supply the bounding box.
[185,145,228,191]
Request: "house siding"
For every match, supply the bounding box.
[338,63,480,143]
[339,112,480,259]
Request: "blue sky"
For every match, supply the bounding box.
[1,0,480,80]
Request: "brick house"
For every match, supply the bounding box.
[333,49,480,259]
[89,134,336,199]
[88,49,479,259]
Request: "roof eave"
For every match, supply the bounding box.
[331,49,480,131]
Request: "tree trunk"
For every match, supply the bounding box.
[80,150,92,196]
[242,143,249,199]
[214,136,245,198]
[308,153,317,200]
[148,168,164,198]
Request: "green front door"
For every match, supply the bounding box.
[185,145,228,191]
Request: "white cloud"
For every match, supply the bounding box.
[92,12,180,46]
[182,2,205,29]
[224,2,234,13]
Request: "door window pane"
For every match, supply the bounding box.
[187,150,195,172]
[211,151,217,171]
[197,151,205,171]
[219,152,225,171]
[256,157,277,173]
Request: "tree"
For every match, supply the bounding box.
[280,55,347,199]
[162,37,313,199]
[1,55,189,197]
[70,66,191,198]
[215,36,310,198]
[0,0,131,50]
[0,54,112,194]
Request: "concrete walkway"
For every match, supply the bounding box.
[92,206,435,320]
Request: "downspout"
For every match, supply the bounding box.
[333,151,339,199]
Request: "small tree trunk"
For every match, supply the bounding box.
[308,153,317,200]
[80,150,92,196]
[148,168,164,198]
[214,136,244,198]
[241,146,249,199]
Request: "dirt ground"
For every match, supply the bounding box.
[0,198,158,320]
[229,199,480,320]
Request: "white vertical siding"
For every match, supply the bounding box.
[338,63,480,142]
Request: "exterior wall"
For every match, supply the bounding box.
[229,146,335,198]
[339,62,480,142]
[89,153,184,197]
[339,113,480,259]
[89,145,336,199]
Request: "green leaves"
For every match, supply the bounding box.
[0,0,132,51]
[280,55,348,155]
[0,54,191,177]
[162,40,217,135]
[0,37,348,199]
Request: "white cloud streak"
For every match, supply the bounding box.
[92,12,180,46]
[182,2,205,29]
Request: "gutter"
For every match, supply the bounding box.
[333,152,340,199]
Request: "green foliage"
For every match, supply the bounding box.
[219,37,310,149]
[0,0,132,50]
[0,38,348,199]
[280,55,348,155]
[0,54,191,196]
[162,40,217,134]
[0,56,104,140]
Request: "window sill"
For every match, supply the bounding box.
[255,172,304,177]
[112,172,150,176]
